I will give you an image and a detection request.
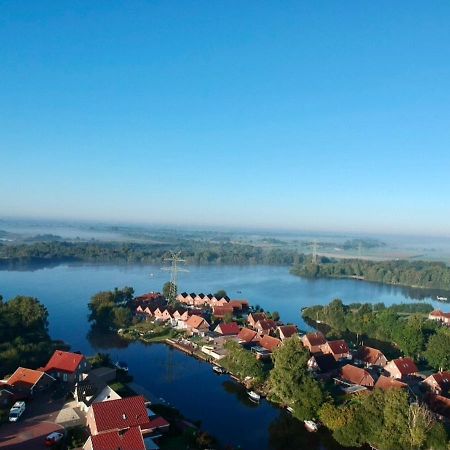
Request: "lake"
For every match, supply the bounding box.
[0,264,444,449]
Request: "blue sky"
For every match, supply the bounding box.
[1,1,450,235]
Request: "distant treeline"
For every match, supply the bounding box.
[0,240,300,268]
[291,257,450,291]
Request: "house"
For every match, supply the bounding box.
[301,332,327,353]
[385,357,418,380]
[43,350,90,383]
[237,327,260,345]
[374,374,408,390]
[74,373,121,412]
[428,310,450,325]
[228,300,249,312]
[87,395,168,436]
[212,305,234,319]
[277,325,298,341]
[322,340,351,361]
[423,371,450,395]
[260,335,282,353]
[83,426,146,450]
[340,364,375,388]
[6,367,54,396]
[0,384,16,406]
[354,346,388,367]
[426,394,450,420]
[143,306,157,317]
[134,292,164,303]
[185,315,210,335]
[307,353,338,373]
[214,322,240,336]
[254,319,277,335]
[247,312,267,328]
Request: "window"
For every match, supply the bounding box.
[63,373,68,382]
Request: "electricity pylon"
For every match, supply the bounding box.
[161,251,188,301]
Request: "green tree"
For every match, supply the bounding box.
[163,281,177,301]
[425,330,450,371]
[214,289,227,298]
[223,312,233,323]
[271,311,280,322]
[223,341,264,383]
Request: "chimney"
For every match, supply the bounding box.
[122,413,127,420]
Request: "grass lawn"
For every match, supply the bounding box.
[109,381,137,397]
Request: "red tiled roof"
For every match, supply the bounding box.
[256,319,277,330]
[215,322,240,335]
[237,328,259,343]
[91,396,149,433]
[213,306,234,316]
[303,332,326,347]
[140,416,170,431]
[6,367,47,389]
[391,358,418,375]
[44,350,85,374]
[428,371,450,390]
[90,426,146,450]
[340,364,375,387]
[355,346,387,366]
[430,310,444,317]
[327,340,349,355]
[248,313,267,323]
[260,335,282,352]
[277,325,298,339]
[186,315,209,329]
[375,375,407,390]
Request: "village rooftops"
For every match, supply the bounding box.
[308,353,338,373]
[277,325,298,340]
[260,335,282,352]
[355,346,387,366]
[212,305,234,317]
[185,314,209,329]
[88,426,146,450]
[44,350,86,374]
[6,367,51,391]
[237,327,259,344]
[302,332,327,347]
[255,319,277,331]
[89,395,150,434]
[423,371,450,394]
[325,340,350,355]
[387,357,418,377]
[214,322,240,336]
[375,375,408,390]
[340,364,375,387]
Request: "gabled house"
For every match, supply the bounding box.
[237,327,260,345]
[301,332,327,353]
[185,315,210,336]
[354,346,388,367]
[428,310,450,325]
[259,335,282,353]
[322,340,351,361]
[228,300,249,312]
[307,353,338,374]
[214,322,240,336]
[6,367,54,396]
[247,312,267,328]
[277,325,298,341]
[212,305,234,319]
[172,309,189,321]
[385,357,418,380]
[254,319,277,335]
[340,364,375,388]
[74,373,121,412]
[423,371,450,395]
[43,350,90,383]
[374,374,408,391]
[83,426,146,450]
[143,306,157,317]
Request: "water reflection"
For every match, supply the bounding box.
[222,380,259,408]
[87,326,130,350]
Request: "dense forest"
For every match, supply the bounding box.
[0,240,299,269]
[302,300,450,371]
[292,257,450,291]
[0,295,68,377]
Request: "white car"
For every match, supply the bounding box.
[9,401,26,422]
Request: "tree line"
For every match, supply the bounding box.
[292,257,450,292]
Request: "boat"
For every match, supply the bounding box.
[114,361,129,372]
[304,420,319,432]
[436,296,448,301]
[212,365,226,374]
[286,406,295,414]
[247,391,260,402]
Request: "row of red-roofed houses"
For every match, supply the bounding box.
[428,309,450,326]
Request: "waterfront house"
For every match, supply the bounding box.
[260,335,282,353]
[237,327,260,345]
[277,325,298,341]
[340,364,375,388]
[185,315,210,336]
[322,340,351,361]
[172,309,189,321]
[254,319,277,335]
[6,367,54,396]
[228,300,249,312]
[214,322,240,336]
[143,306,157,317]
[374,374,408,390]
[43,350,90,383]
[301,332,327,353]
[385,357,418,380]
[212,305,234,319]
[134,292,164,303]
[428,310,450,326]
[83,426,146,450]
[423,371,450,395]
[74,373,121,412]
[307,353,338,374]
[247,312,267,328]
[354,346,388,367]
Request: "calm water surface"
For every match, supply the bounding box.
[0,264,444,449]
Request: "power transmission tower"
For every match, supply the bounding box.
[311,239,318,263]
[161,251,189,300]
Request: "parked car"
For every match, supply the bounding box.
[45,431,64,447]
[9,401,26,422]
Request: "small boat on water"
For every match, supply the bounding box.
[436,296,448,301]
[286,406,295,414]
[212,365,226,374]
[304,420,319,432]
[247,391,260,402]
[114,361,129,372]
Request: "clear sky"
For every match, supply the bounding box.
[1,1,450,236]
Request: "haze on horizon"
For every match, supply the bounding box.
[1,2,449,237]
